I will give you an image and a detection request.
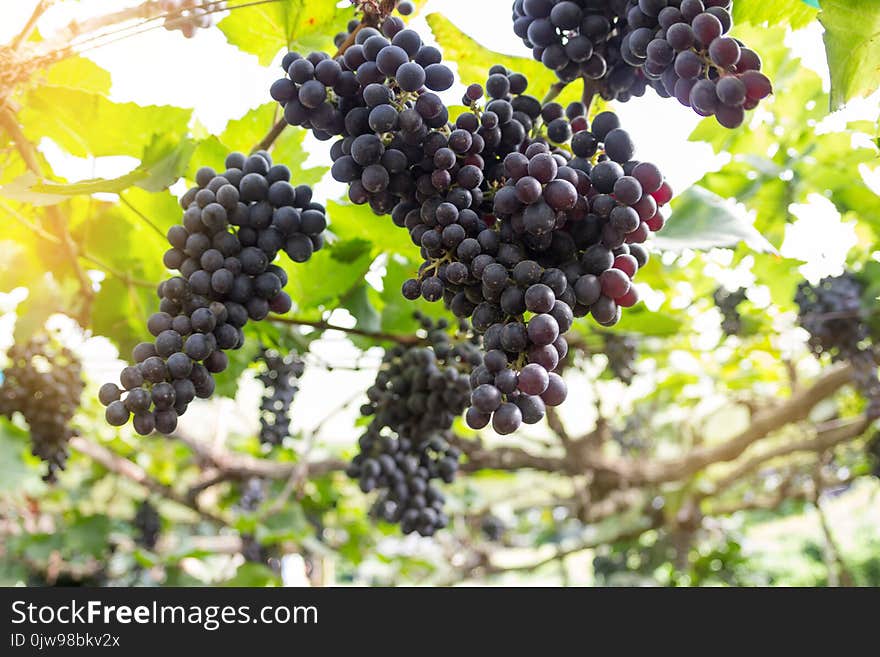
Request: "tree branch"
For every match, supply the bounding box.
[69,436,228,524]
[588,362,856,486]
[270,315,422,345]
[707,414,870,496]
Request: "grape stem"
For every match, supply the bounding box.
[581,76,600,115]
[270,315,423,345]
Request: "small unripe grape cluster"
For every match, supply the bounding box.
[0,335,84,483]
[255,347,304,447]
[100,151,326,435]
[346,314,482,535]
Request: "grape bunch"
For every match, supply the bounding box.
[512,0,773,127]
[604,332,637,384]
[271,26,454,148]
[713,286,746,336]
[99,151,327,435]
[255,347,304,447]
[795,274,880,419]
[238,477,266,512]
[481,514,506,541]
[346,314,481,535]
[869,432,880,479]
[0,336,84,483]
[133,500,161,550]
[265,21,671,435]
[159,0,225,39]
[334,1,415,49]
[456,110,669,434]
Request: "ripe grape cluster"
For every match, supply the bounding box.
[604,332,637,384]
[99,151,326,435]
[512,0,773,127]
[268,17,672,434]
[271,25,454,148]
[346,314,481,535]
[256,347,304,447]
[159,0,225,39]
[0,336,84,483]
[713,286,746,336]
[133,500,161,550]
[795,274,880,419]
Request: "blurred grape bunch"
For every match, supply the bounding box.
[160,0,227,39]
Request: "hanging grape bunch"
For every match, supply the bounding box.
[256,347,305,447]
[604,333,638,384]
[0,336,84,483]
[238,477,266,512]
[99,151,327,436]
[160,0,226,38]
[133,500,161,550]
[713,286,746,336]
[269,8,672,435]
[512,0,773,127]
[346,314,481,536]
[795,274,880,419]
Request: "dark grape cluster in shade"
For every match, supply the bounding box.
[869,432,880,479]
[604,332,637,384]
[99,151,327,435]
[0,336,84,483]
[795,273,880,419]
[481,514,506,541]
[159,0,225,39]
[255,347,305,447]
[511,0,773,127]
[133,500,161,550]
[346,314,482,535]
[713,286,746,336]
[238,476,266,512]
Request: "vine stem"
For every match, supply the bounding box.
[582,76,600,115]
[270,315,421,345]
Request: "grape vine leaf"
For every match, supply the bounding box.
[819,0,880,109]
[0,136,197,205]
[654,186,778,254]
[21,88,191,159]
[218,0,353,65]
[425,13,583,106]
[732,0,818,29]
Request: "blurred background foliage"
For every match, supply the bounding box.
[0,0,879,587]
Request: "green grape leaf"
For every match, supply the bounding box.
[425,13,582,105]
[21,87,191,159]
[654,186,778,254]
[733,0,818,29]
[218,0,353,65]
[340,283,381,333]
[190,104,323,187]
[0,136,197,205]
[44,55,112,95]
[819,0,880,109]
[0,419,38,493]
